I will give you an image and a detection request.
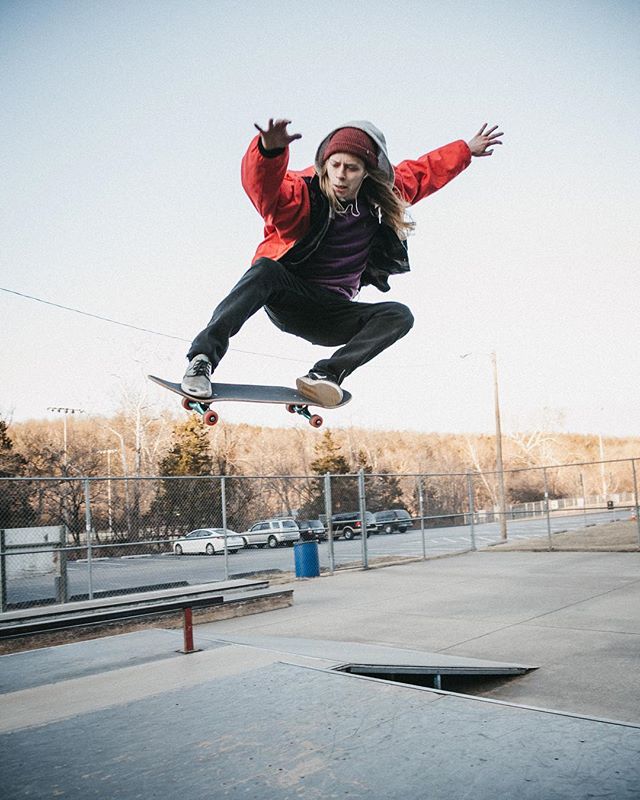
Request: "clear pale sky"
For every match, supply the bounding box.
[1,0,639,436]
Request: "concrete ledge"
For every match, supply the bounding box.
[0,586,293,654]
[0,578,270,625]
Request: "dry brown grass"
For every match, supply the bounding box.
[486,519,640,552]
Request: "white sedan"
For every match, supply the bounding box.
[173,528,245,556]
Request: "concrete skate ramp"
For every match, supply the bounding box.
[1,631,639,799]
[209,632,533,677]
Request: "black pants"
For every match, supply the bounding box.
[187,258,414,383]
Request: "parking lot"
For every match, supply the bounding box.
[4,509,631,608]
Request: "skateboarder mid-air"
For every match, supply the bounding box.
[182,118,503,406]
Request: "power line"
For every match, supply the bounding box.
[2,286,188,341]
[0,286,307,364]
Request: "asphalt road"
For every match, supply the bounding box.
[4,509,632,608]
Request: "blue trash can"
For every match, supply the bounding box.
[294,540,320,578]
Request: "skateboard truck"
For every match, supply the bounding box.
[181,397,220,426]
[286,403,323,428]
[182,397,322,428]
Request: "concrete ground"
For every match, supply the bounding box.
[1,550,639,798]
[202,550,640,722]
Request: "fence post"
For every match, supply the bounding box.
[632,459,640,548]
[54,524,69,604]
[467,472,477,551]
[324,473,334,574]
[579,471,588,528]
[84,479,94,600]
[221,476,229,582]
[358,469,369,569]
[543,468,552,550]
[418,477,426,559]
[0,530,6,613]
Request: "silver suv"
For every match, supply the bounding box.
[241,518,300,549]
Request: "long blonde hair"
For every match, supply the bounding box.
[318,164,415,240]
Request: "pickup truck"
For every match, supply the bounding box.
[323,511,378,540]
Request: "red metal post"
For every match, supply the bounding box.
[182,606,195,653]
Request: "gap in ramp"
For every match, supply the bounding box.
[335,663,533,694]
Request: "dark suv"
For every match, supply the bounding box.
[374,509,413,534]
[297,519,327,541]
[325,511,378,540]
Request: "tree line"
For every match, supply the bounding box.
[1,412,638,544]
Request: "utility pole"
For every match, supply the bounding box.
[491,352,508,540]
[48,407,85,465]
[460,352,508,540]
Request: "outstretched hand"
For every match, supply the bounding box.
[468,123,504,157]
[255,118,302,150]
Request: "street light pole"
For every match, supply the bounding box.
[98,448,118,533]
[106,427,132,537]
[48,407,85,465]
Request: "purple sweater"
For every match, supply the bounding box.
[299,193,378,299]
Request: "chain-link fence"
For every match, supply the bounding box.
[1,458,639,611]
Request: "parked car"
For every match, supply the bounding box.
[374,509,413,534]
[173,528,244,556]
[325,511,378,540]
[241,518,300,548]
[297,519,327,541]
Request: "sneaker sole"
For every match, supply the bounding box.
[296,377,343,408]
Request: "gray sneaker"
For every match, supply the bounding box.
[296,370,343,407]
[181,354,213,398]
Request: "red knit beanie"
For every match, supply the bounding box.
[322,127,378,170]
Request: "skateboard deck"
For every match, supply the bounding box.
[148,375,351,428]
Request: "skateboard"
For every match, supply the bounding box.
[148,375,351,428]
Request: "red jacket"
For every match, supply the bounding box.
[241,134,472,266]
